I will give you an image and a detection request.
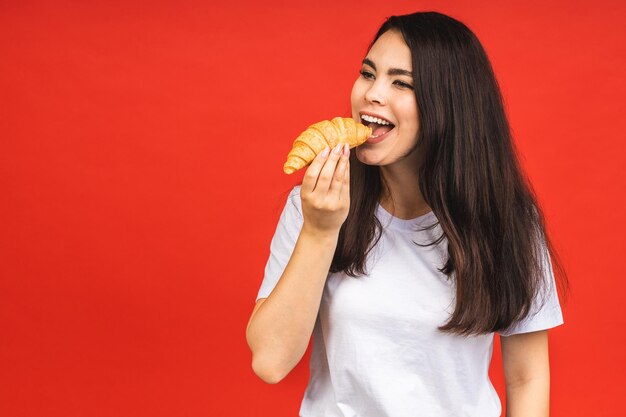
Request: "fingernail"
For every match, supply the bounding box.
[333,143,342,154]
[320,146,330,157]
[343,143,349,156]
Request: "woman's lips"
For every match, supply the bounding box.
[366,127,394,144]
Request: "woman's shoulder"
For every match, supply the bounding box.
[283,184,303,218]
[289,184,302,198]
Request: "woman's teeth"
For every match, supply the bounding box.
[361,114,391,125]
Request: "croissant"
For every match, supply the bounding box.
[283,117,372,174]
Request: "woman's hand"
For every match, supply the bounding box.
[300,142,350,236]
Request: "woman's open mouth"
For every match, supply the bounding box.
[361,113,395,144]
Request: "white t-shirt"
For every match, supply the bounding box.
[256,185,564,417]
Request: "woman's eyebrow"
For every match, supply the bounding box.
[362,58,413,77]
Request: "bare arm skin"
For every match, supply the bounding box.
[246,143,351,384]
[501,330,551,416]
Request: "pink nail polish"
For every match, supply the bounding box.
[320,146,330,157]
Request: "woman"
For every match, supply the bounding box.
[246,11,568,416]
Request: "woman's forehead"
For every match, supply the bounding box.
[365,31,412,70]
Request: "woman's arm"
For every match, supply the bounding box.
[246,144,350,384]
[246,229,339,384]
[500,330,551,416]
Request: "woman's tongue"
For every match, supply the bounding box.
[371,123,394,137]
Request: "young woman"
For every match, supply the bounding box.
[246,11,568,417]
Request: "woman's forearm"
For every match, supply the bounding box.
[246,228,338,383]
[505,376,550,417]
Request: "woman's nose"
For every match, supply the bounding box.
[364,82,386,105]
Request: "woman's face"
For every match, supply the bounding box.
[351,29,420,167]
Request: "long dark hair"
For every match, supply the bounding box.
[330,11,569,336]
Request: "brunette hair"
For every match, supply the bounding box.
[329,11,569,336]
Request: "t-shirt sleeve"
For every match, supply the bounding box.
[255,186,304,302]
[497,239,564,336]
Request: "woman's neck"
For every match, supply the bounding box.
[379,163,431,220]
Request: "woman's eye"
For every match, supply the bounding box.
[394,80,414,90]
[360,69,375,79]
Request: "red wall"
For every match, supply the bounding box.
[1,1,624,416]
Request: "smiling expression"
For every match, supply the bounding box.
[351,29,420,167]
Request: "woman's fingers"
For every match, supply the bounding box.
[301,145,330,195]
[314,143,344,194]
[299,142,351,234]
[341,148,350,202]
[329,144,349,199]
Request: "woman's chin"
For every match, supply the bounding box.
[355,147,386,166]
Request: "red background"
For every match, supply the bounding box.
[1,1,624,416]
